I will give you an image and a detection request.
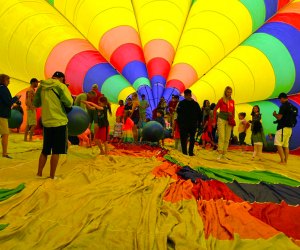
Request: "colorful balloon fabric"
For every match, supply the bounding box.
[0,0,299,149]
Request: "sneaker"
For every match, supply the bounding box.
[217,154,222,160]
[222,155,230,160]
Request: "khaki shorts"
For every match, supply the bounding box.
[274,127,292,147]
[0,117,9,135]
[27,109,37,126]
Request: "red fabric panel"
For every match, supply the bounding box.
[166,79,185,93]
[110,43,145,71]
[268,13,300,30]
[192,180,244,202]
[278,0,292,9]
[66,51,107,95]
[147,58,170,79]
[249,201,300,240]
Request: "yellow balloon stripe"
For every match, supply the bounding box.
[132,0,191,49]
[54,0,139,51]
[0,0,82,84]
[191,46,275,105]
[168,0,252,87]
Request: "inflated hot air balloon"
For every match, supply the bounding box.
[1,1,300,248]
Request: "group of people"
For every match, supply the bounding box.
[0,72,296,180]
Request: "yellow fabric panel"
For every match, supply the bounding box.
[190,69,233,104]
[117,86,136,103]
[227,46,276,102]
[0,0,82,82]
[7,78,29,97]
[133,0,191,48]
[172,29,223,77]
[190,0,252,43]
[55,0,138,48]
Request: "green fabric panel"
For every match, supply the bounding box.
[133,77,151,90]
[196,167,300,186]
[0,183,25,201]
[164,155,184,166]
[101,75,130,103]
[47,0,54,5]
[192,0,197,4]
[0,224,9,231]
[242,33,295,98]
[240,0,266,31]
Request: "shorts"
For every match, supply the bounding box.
[95,126,109,142]
[0,118,9,135]
[27,109,37,126]
[274,127,292,148]
[239,132,246,145]
[42,125,68,155]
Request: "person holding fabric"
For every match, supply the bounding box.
[0,74,21,158]
[33,71,73,179]
[130,92,140,142]
[213,86,235,160]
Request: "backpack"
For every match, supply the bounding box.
[286,103,298,128]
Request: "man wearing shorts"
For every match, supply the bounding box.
[33,71,73,179]
[24,78,39,141]
[273,93,293,164]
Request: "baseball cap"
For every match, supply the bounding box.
[92,84,98,89]
[52,71,65,79]
[278,92,287,99]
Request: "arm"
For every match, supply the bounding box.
[0,87,19,107]
[56,84,73,107]
[82,101,103,110]
[33,87,42,108]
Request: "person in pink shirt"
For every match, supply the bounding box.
[213,86,235,160]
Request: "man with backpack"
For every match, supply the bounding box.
[273,92,298,164]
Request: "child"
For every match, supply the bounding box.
[201,114,217,150]
[122,110,134,143]
[115,99,125,121]
[238,112,250,152]
[112,116,123,143]
[172,114,181,151]
[83,96,112,155]
[251,120,266,161]
[154,109,166,146]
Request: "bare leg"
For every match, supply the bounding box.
[257,145,263,160]
[49,154,59,179]
[283,147,289,163]
[37,153,47,176]
[96,139,104,154]
[132,125,138,142]
[24,125,29,141]
[1,134,9,157]
[276,146,285,164]
[104,141,108,155]
[29,125,36,141]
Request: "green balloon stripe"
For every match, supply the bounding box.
[240,0,266,32]
[242,33,295,98]
[133,77,151,90]
[101,75,131,103]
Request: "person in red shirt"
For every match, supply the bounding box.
[115,100,125,121]
[213,86,235,160]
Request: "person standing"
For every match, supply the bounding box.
[139,94,149,124]
[24,78,39,141]
[213,86,235,160]
[0,74,21,158]
[176,89,201,156]
[33,71,73,179]
[273,92,295,164]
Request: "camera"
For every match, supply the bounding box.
[273,120,278,124]
[16,100,21,105]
